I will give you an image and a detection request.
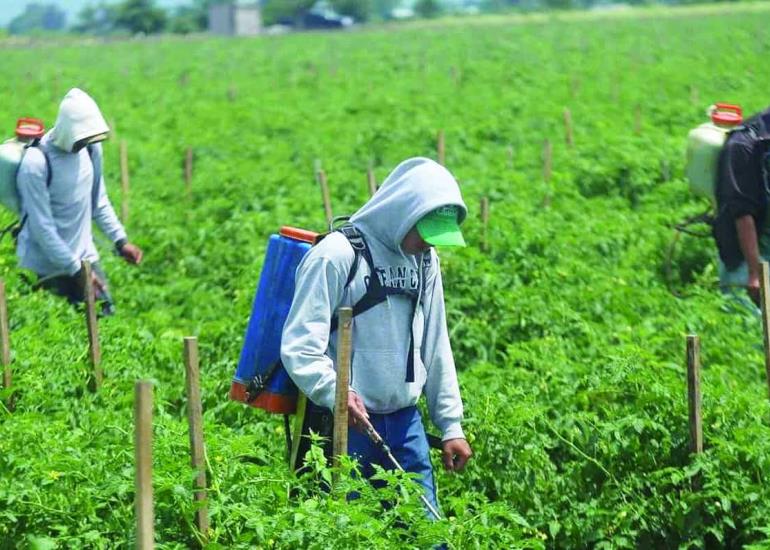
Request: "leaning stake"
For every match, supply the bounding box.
[317,169,333,228]
[367,167,377,197]
[686,335,703,455]
[183,337,210,542]
[563,108,574,148]
[760,261,770,403]
[333,307,353,482]
[135,380,154,550]
[82,261,102,391]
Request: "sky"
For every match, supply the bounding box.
[0,0,191,27]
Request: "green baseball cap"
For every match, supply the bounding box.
[416,205,466,247]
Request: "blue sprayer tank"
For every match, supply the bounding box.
[230,226,318,414]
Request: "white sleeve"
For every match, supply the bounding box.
[280,251,348,411]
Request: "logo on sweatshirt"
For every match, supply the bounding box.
[374,265,420,291]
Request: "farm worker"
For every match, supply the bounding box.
[15,88,143,315]
[281,157,472,516]
[712,106,770,308]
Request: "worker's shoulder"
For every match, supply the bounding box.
[306,231,356,267]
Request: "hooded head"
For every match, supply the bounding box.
[50,88,110,153]
[350,157,467,255]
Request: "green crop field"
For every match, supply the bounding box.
[2,4,770,548]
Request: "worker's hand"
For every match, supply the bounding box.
[748,274,761,307]
[442,438,472,473]
[119,243,143,265]
[91,271,107,296]
[347,391,370,431]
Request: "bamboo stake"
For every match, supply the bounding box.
[542,139,553,208]
[686,335,703,455]
[563,108,574,148]
[759,262,770,403]
[82,261,102,391]
[316,169,333,228]
[367,167,377,197]
[185,148,193,195]
[480,197,490,253]
[120,140,129,224]
[183,337,210,542]
[437,130,445,166]
[506,145,514,170]
[135,380,154,550]
[332,307,353,481]
[0,280,10,396]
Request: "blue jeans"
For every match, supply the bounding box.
[348,405,439,516]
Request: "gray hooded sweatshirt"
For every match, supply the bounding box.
[16,88,126,277]
[281,157,467,441]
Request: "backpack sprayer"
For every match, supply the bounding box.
[666,103,744,294]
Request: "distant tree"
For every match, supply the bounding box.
[74,3,118,35]
[414,0,442,17]
[330,0,373,21]
[169,5,203,33]
[542,0,573,8]
[8,3,67,35]
[113,0,167,34]
[371,0,399,19]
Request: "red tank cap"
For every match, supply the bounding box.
[711,103,743,126]
[280,226,318,244]
[15,118,45,139]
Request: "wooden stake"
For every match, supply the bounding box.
[120,140,129,224]
[82,261,102,391]
[135,380,154,550]
[480,197,490,253]
[332,307,353,480]
[563,108,574,148]
[686,335,703,455]
[759,261,770,403]
[437,130,446,166]
[316,169,333,228]
[542,139,553,182]
[183,337,210,542]
[185,148,193,195]
[367,167,377,197]
[0,280,11,397]
[506,145,514,170]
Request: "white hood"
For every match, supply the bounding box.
[350,157,467,255]
[50,89,109,153]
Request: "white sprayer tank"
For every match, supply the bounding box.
[686,103,743,199]
[0,118,46,214]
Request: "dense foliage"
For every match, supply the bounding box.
[2,4,770,548]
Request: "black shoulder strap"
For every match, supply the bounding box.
[337,223,373,288]
[14,140,53,239]
[23,139,52,188]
